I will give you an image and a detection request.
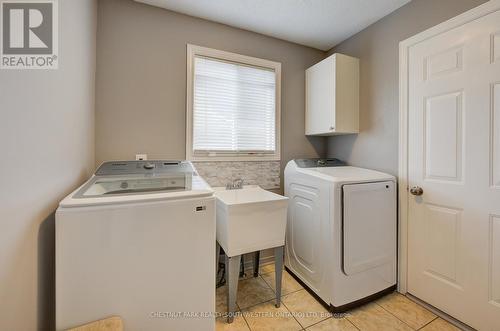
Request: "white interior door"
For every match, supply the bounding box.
[407,9,500,331]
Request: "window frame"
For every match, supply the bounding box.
[186,44,281,161]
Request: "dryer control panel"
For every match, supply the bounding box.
[294,158,345,168]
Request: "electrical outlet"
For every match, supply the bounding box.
[136,154,147,161]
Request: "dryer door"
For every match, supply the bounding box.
[342,181,396,275]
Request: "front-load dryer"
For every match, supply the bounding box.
[284,159,396,312]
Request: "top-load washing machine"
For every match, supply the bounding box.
[56,160,215,331]
[284,158,397,311]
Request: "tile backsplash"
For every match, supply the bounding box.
[193,161,280,190]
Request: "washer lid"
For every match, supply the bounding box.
[74,173,193,198]
[59,161,213,208]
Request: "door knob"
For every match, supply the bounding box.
[410,186,424,196]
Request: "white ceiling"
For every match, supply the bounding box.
[136,0,410,51]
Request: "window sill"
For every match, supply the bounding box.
[187,155,280,162]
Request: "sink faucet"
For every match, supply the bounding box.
[226,178,244,190]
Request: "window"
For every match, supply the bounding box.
[186,45,281,161]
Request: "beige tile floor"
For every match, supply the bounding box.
[216,264,462,331]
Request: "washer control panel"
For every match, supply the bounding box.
[95,160,194,176]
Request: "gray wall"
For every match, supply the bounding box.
[95,0,326,178]
[327,0,487,175]
[0,1,97,329]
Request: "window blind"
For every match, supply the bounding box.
[193,56,276,154]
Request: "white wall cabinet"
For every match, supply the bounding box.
[305,53,359,136]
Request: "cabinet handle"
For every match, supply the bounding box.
[329,126,335,130]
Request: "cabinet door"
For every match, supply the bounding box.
[306,57,335,135]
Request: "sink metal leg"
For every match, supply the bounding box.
[215,242,221,284]
[253,251,260,277]
[274,246,284,308]
[225,254,241,323]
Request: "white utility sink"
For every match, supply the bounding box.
[214,185,288,257]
